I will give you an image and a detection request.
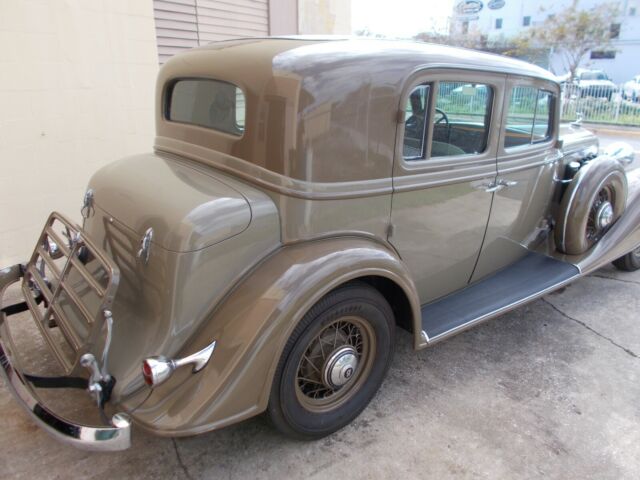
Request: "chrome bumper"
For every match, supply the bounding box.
[0,264,131,451]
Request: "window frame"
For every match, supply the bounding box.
[501,79,558,154]
[163,77,247,138]
[396,68,504,172]
[402,83,432,161]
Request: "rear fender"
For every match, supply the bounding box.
[130,237,420,436]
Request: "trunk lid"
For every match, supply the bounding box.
[88,153,251,252]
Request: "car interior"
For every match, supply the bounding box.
[403,82,553,158]
[403,81,491,160]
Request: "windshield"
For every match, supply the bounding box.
[580,72,608,81]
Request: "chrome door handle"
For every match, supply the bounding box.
[485,182,505,193]
[475,178,517,193]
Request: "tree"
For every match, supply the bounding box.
[513,0,620,79]
[414,27,488,50]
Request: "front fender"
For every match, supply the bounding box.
[129,237,420,436]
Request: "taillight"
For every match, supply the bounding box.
[142,360,154,386]
[141,357,175,387]
[142,340,216,388]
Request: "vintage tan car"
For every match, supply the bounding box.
[1,37,639,451]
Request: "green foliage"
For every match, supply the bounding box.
[514,0,620,77]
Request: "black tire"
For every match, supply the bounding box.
[612,248,640,271]
[267,282,395,440]
[555,158,627,255]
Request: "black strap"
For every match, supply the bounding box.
[1,302,30,316]
[23,374,88,390]
[1,294,44,317]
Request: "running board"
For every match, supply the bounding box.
[420,252,580,345]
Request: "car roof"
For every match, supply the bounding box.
[172,36,557,83]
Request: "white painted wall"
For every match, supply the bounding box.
[0,0,159,265]
[299,0,352,34]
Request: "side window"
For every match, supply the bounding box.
[533,91,552,142]
[504,86,553,148]
[431,81,492,158]
[403,84,430,159]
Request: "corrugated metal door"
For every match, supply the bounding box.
[154,0,199,64]
[153,0,269,63]
[196,0,269,43]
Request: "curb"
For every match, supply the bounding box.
[583,124,640,137]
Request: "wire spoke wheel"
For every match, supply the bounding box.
[586,185,616,244]
[268,282,394,439]
[295,316,375,413]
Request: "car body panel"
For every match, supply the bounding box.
[472,75,562,281]
[89,153,252,252]
[126,237,420,435]
[389,68,504,303]
[82,156,281,400]
[2,37,639,449]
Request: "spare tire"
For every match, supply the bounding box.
[555,157,627,255]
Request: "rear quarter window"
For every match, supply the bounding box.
[166,79,245,136]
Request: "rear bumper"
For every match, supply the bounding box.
[0,264,131,451]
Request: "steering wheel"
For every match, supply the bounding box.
[434,108,449,126]
[404,114,424,140]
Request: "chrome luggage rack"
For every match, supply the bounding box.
[21,212,120,387]
[0,212,131,450]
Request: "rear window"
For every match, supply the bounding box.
[166,79,245,136]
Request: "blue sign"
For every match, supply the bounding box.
[488,0,505,9]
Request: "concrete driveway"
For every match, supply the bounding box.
[1,133,639,480]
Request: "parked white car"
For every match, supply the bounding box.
[622,75,640,102]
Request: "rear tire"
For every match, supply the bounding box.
[612,247,640,271]
[268,282,395,440]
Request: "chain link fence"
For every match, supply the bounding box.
[560,83,640,126]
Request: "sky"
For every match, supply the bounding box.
[351,0,455,38]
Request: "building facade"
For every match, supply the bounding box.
[451,0,640,82]
[153,0,351,62]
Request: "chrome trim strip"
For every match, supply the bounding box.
[0,266,131,451]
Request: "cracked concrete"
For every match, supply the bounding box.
[1,262,639,479]
[172,439,194,480]
[541,297,639,359]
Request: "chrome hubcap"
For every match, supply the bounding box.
[295,316,374,412]
[322,346,358,389]
[596,201,614,230]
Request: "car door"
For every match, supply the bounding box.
[471,76,560,282]
[389,69,505,304]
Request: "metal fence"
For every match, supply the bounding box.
[406,82,640,127]
[560,83,640,126]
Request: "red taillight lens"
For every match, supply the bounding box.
[142,360,153,386]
